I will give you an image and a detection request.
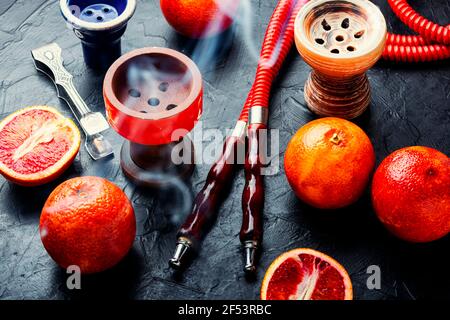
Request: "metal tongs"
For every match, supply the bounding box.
[31,43,113,160]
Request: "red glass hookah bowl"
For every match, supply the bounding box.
[103,47,203,146]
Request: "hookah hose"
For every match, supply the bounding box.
[384,0,450,62]
[169,0,449,270]
[169,0,307,270]
[239,0,309,273]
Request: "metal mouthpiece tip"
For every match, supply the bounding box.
[169,238,191,270]
[244,263,256,274]
[169,257,182,269]
[243,241,258,274]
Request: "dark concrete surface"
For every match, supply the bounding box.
[0,0,449,300]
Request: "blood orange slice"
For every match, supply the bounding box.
[0,106,81,186]
[261,248,353,300]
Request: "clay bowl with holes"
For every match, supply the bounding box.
[295,0,386,78]
[294,0,386,119]
[104,47,202,145]
[60,0,137,69]
[104,47,202,186]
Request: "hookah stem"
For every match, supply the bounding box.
[169,0,305,269]
[240,0,308,273]
[384,0,450,62]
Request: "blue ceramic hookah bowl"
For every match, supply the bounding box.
[60,0,136,70]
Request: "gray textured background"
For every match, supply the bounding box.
[0,0,449,300]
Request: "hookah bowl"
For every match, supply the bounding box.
[60,0,136,70]
[103,47,203,187]
[294,0,387,119]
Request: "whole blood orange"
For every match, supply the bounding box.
[160,0,238,38]
[40,176,136,274]
[284,117,375,209]
[261,248,353,300]
[0,106,80,186]
[372,146,450,243]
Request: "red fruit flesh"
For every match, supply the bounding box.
[261,249,353,300]
[372,146,450,242]
[0,106,80,186]
[266,253,347,300]
[0,109,71,175]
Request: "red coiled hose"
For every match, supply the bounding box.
[388,0,450,45]
[386,33,429,46]
[240,0,309,273]
[384,44,450,63]
[249,0,300,111]
[384,0,450,62]
[240,0,308,121]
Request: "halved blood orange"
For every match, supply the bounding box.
[0,106,80,186]
[261,248,353,300]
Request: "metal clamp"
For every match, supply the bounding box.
[249,106,269,125]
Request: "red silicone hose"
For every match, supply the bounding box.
[240,0,308,121]
[250,0,296,110]
[240,0,308,273]
[388,0,450,45]
[384,0,450,62]
[383,44,450,62]
[386,33,429,46]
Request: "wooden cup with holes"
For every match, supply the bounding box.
[295,0,387,119]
